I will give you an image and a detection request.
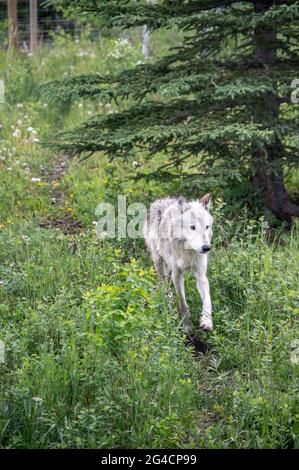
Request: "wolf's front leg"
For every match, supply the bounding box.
[195,257,213,331]
[171,268,194,335]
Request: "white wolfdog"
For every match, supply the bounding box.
[143,194,213,334]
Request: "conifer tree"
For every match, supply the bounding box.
[43,0,299,220]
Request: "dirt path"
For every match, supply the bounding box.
[39,158,84,234]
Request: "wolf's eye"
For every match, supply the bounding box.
[206,225,210,230]
[190,225,196,230]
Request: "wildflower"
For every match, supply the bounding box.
[32,397,43,403]
[31,177,41,183]
[105,104,114,114]
[12,129,21,138]
[290,339,299,364]
[118,38,130,47]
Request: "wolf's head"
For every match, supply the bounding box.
[170,194,213,253]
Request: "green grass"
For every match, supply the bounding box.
[0,31,298,449]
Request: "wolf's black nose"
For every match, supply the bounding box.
[202,245,211,253]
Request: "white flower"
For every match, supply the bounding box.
[290,339,299,365]
[108,50,122,59]
[117,38,130,47]
[17,119,23,126]
[32,397,43,403]
[31,177,41,183]
[12,129,21,138]
[27,126,34,133]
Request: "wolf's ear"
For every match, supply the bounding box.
[199,193,212,209]
[178,196,189,212]
[178,196,187,205]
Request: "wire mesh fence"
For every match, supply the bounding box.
[0,0,101,49]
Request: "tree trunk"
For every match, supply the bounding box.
[252,1,299,220]
[141,25,151,59]
[141,0,155,59]
[253,140,299,220]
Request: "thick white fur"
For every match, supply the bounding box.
[143,194,213,334]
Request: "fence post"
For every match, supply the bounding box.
[7,0,18,49]
[30,0,38,53]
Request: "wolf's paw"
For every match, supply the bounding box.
[200,318,213,332]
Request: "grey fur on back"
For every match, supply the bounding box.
[143,197,189,272]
